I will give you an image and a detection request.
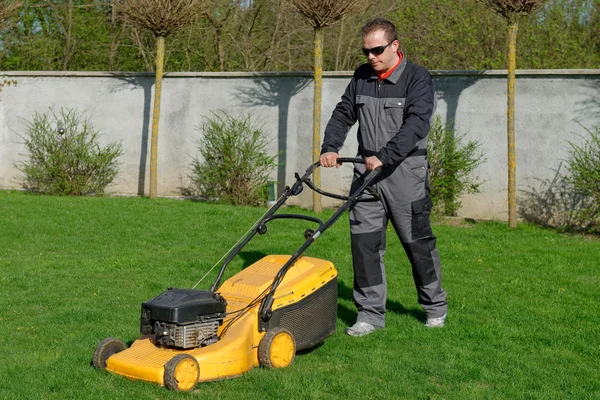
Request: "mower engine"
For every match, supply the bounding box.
[140,288,227,349]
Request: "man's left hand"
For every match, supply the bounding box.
[365,156,383,171]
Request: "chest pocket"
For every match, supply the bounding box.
[355,95,377,137]
[384,97,406,133]
[356,95,368,104]
[355,95,368,109]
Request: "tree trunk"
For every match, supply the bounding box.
[62,0,74,70]
[216,26,225,71]
[149,35,165,199]
[263,1,283,71]
[109,4,124,71]
[335,20,344,71]
[507,21,518,228]
[132,26,154,71]
[312,27,324,213]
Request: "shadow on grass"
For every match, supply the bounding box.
[387,299,425,322]
[337,280,425,324]
[297,342,324,356]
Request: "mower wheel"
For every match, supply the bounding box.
[92,337,126,370]
[258,327,296,369]
[164,354,200,392]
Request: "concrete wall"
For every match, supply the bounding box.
[1,70,599,220]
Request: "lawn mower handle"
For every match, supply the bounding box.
[210,159,381,319]
[302,158,381,202]
[255,162,382,328]
[335,157,365,164]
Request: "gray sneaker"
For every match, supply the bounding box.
[344,321,380,337]
[424,313,447,328]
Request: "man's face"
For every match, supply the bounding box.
[362,29,399,73]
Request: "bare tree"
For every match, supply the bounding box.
[0,0,20,68]
[202,1,234,72]
[130,25,155,71]
[262,0,286,71]
[0,0,20,28]
[114,0,202,198]
[108,1,128,71]
[478,0,548,228]
[290,0,372,213]
[48,0,77,70]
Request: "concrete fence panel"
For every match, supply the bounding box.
[1,70,599,220]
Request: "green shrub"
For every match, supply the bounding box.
[189,111,278,206]
[564,124,600,233]
[427,115,486,216]
[0,79,17,92]
[519,164,588,233]
[17,108,123,196]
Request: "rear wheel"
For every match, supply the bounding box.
[258,327,296,368]
[92,337,126,370]
[164,354,200,392]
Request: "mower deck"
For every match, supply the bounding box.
[104,255,337,387]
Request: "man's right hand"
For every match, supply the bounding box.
[319,152,341,168]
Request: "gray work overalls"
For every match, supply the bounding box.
[322,57,448,327]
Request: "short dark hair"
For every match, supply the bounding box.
[361,18,398,43]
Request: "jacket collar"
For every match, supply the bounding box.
[367,52,407,84]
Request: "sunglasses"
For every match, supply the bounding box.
[362,40,396,57]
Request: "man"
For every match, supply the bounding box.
[319,18,447,336]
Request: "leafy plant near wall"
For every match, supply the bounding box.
[17,108,123,196]
[519,124,599,235]
[189,111,278,206]
[0,79,17,92]
[427,115,486,216]
[565,124,600,233]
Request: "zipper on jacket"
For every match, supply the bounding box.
[376,79,382,150]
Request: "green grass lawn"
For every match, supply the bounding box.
[1,190,598,399]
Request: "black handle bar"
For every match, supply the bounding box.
[210,158,381,295]
[256,163,381,327]
[335,157,364,164]
[304,157,379,201]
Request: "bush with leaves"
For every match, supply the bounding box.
[17,108,123,196]
[427,116,486,216]
[519,125,599,235]
[189,111,278,206]
[564,124,600,233]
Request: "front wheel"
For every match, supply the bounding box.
[164,354,200,392]
[258,327,296,369]
[92,337,126,370]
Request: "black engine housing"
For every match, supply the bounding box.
[140,288,227,348]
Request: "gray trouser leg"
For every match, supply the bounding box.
[401,238,447,318]
[349,155,447,324]
[349,185,387,328]
[380,155,447,319]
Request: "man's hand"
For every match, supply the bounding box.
[319,152,341,168]
[365,156,383,171]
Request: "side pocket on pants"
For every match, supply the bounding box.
[411,195,433,241]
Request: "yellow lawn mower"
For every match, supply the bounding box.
[92,159,380,391]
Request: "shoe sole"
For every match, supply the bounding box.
[345,330,373,337]
[344,327,381,336]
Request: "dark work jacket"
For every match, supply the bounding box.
[321,55,436,166]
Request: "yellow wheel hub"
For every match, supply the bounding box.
[164,354,200,392]
[173,359,199,391]
[269,331,295,368]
